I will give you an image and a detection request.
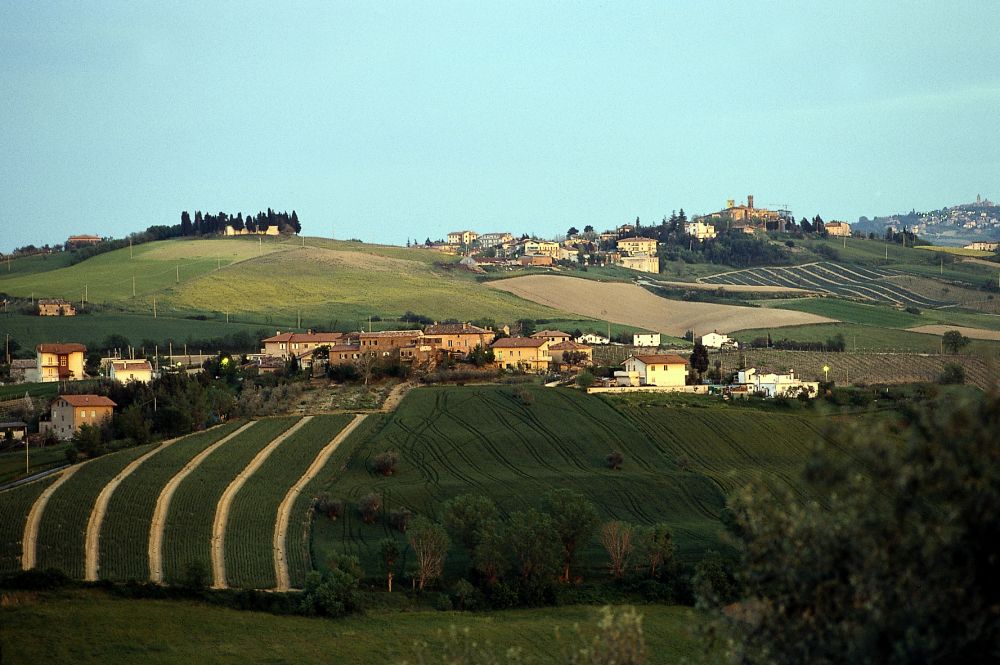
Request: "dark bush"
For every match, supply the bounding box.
[359,492,382,524]
[606,450,624,470]
[389,508,412,533]
[939,363,966,385]
[372,451,399,476]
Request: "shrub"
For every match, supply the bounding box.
[576,371,596,389]
[905,306,921,315]
[358,492,382,524]
[389,508,412,533]
[372,450,399,476]
[314,493,344,520]
[939,363,966,385]
[181,560,209,590]
[450,579,483,611]
[434,593,453,611]
[606,450,624,470]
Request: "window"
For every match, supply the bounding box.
[92,410,96,418]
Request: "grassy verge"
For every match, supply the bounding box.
[0,445,70,486]
[0,590,709,665]
[733,321,1000,355]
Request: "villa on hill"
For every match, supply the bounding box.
[37,299,76,316]
[40,394,116,440]
[616,354,688,387]
[491,337,552,372]
[30,343,87,382]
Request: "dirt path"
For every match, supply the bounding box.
[488,275,833,336]
[84,438,181,581]
[381,381,416,412]
[272,413,367,591]
[210,417,311,589]
[21,464,84,570]
[148,421,256,584]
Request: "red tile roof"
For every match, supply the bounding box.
[55,394,116,407]
[531,330,571,338]
[424,323,492,335]
[111,360,152,371]
[549,341,591,351]
[491,337,548,348]
[37,343,86,354]
[262,332,345,344]
[359,330,423,338]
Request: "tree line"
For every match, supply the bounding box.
[180,209,301,236]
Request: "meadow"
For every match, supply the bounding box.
[767,297,1000,332]
[97,422,245,582]
[0,444,69,486]
[310,385,840,581]
[0,591,709,665]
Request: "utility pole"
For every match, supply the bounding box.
[176,265,179,283]
[129,237,133,259]
[153,297,157,318]
[132,275,136,297]
[85,284,88,302]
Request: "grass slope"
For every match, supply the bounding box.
[312,386,835,579]
[160,417,296,585]
[224,414,352,589]
[97,422,245,583]
[770,297,1000,331]
[0,478,56,573]
[0,445,70,486]
[0,592,707,665]
[34,444,158,577]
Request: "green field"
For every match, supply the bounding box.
[34,444,158,577]
[769,297,1000,332]
[160,417,296,585]
[0,445,70,486]
[0,478,55,573]
[0,591,708,665]
[224,414,351,589]
[97,422,245,583]
[915,245,994,257]
[310,385,840,581]
[0,237,563,327]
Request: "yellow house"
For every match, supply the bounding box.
[37,299,77,316]
[619,354,688,387]
[523,240,561,258]
[616,237,658,255]
[491,338,552,372]
[109,360,153,384]
[447,230,479,245]
[824,221,851,237]
[33,343,86,382]
[262,331,346,359]
[616,255,660,274]
[42,394,116,440]
[531,330,572,344]
[424,323,496,355]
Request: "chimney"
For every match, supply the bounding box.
[747,194,754,210]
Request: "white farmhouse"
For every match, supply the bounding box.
[633,333,661,347]
[738,368,818,398]
[700,331,738,349]
[577,333,610,345]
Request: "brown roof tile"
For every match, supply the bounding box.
[491,337,548,348]
[624,354,688,366]
[55,394,116,407]
[37,343,86,354]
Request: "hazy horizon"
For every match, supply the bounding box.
[2,2,998,252]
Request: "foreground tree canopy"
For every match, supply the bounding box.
[730,391,1000,665]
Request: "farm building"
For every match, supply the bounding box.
[65,234,102,248]
[700,332,738,349]
[738,368,818,398]
[40,394,116,440]
[616,255,660,274]
[531,330,572,344]
[359,330,424,354]
[491,337,552,372]
[109,359,153,384]
[10,359,37,383]
[633,333,661,347]
[0,421,28,441]
[965,241,999,251]
[617,354,688,387]
[261,331,346,359]
[684,221,717,240]
[549,341,593,367]
[824,221,852,237]
[577,332,610,345]
[520,254,554,267]
[31,343,86,382]
[37,299,76,316]
[424,323,496,355]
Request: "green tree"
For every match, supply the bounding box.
[941,329,970,354]
[729,391,1000,664]
[567,226,580,237]
[515,319,536,337]
[576,371,596,389]
[637,524,675,580]
[442,494,498,551]
[71,423,106,459]
[542,489,599,582]
[378,538,400,592]
[690,342,709,380]
[118,403,151,445]
[504,509,562,590]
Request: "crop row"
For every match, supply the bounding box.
[34,444,158,578]
[160,417,297,585]
[0,478,57,574]
[97,421,245,582]
[224,415,352,589]
[705,262,952,308]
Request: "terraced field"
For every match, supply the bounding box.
[160,417,296,585]
[311,385,840,577]
[96,421,245,582]
[223,415,352,589]
[702,262,952,309]
[34,444,158,577]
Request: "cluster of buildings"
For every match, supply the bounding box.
[859,195,1000,244]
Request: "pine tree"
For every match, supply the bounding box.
[180,211,192,236]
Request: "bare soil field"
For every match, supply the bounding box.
[963,257,1000,270]
[488,275,833,335]
[906,325,1000,341]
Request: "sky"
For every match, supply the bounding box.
[2,1,999,251]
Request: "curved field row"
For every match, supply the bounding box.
[33,444,158,577]
[160,418,297,586]
[97,421,245,583]
[703,262,952,309]
[0,477,56,574]
[223,416,354,589]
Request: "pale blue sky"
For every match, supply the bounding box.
[2,1,999,251]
